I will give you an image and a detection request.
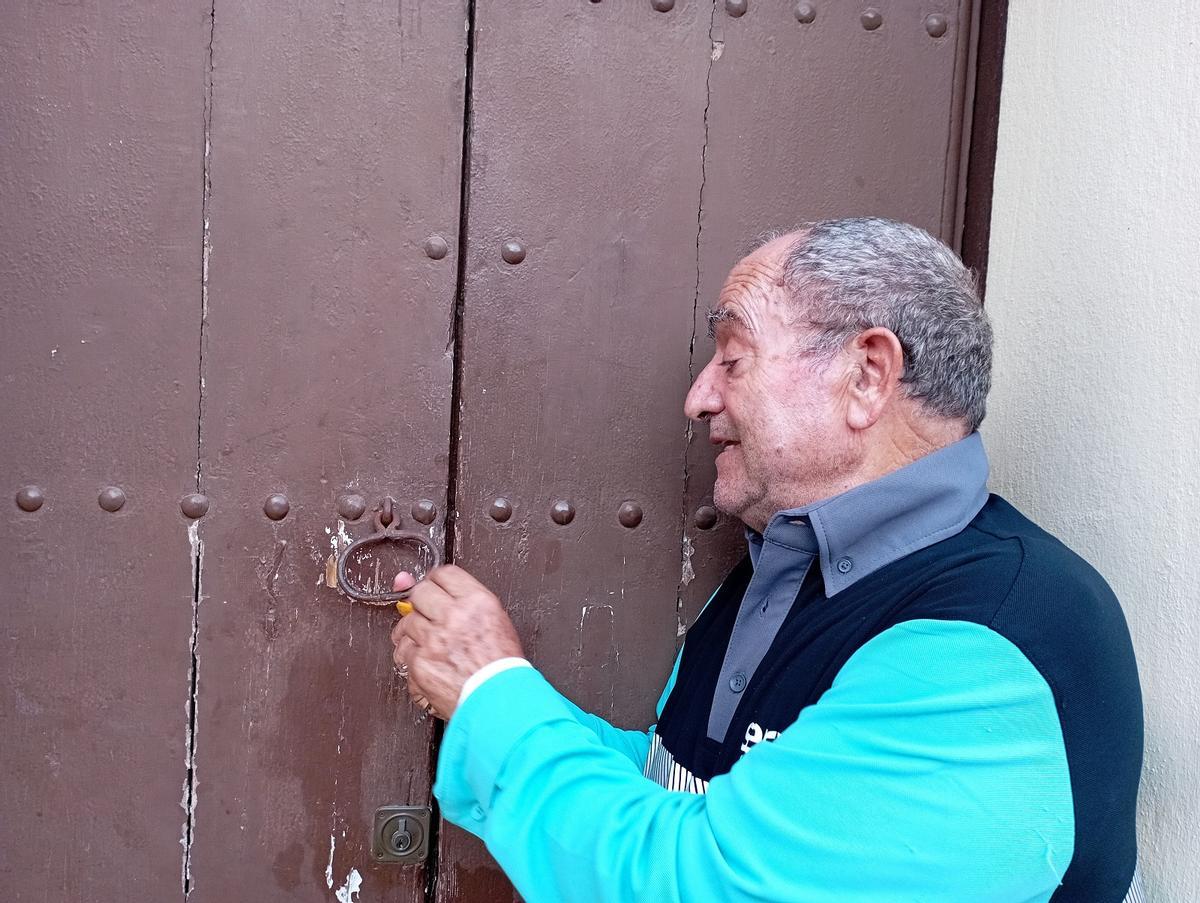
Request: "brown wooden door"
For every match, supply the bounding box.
[2,2,999,901]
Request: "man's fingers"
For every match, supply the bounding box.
[392,571,417,592]
[406,678,435,715]
[408,577,453,621]
[427,564,489,598]
[393,634,416,672]
[404,671,426,699]
[392,613,436,671]
[393,612,432,646]
[399,611,434,646]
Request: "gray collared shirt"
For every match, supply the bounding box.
[707,432,991,742]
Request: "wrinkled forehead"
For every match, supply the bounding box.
[707,240,795,340]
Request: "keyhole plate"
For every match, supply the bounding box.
[372,805,431,865]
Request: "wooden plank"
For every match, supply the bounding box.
[0,2,209,899]
[440,1,713,898]
[188,2,467,899]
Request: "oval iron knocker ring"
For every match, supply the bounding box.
[336,503,441,606]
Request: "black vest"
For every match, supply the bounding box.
[655,495,1142,902]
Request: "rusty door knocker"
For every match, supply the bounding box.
[336,497,441,606]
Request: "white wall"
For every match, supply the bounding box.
[983,3,1200,899]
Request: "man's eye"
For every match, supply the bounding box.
[720,358,740,371]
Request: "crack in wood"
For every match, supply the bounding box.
[183,1,216,896]
[181,525,204,897]
[676,1,719,646]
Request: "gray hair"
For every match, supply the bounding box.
[767,217,992,432]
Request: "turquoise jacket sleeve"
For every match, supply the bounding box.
[433,619,1074,903]
[557,649,683,769]
[555,696,651,769]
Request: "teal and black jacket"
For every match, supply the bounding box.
[434,434,1144,902]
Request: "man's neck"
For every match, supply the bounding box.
[743,416,969,534]
[853,413,967,487]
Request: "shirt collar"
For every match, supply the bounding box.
[745,432,990,597]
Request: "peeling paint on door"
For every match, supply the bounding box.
[332,867,362,903]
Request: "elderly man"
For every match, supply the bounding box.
[390,218,1143,902]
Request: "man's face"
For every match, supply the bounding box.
[684,239,856,531]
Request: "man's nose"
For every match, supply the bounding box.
[684,359,723,421]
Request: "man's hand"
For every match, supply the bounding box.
[389,565,524,720]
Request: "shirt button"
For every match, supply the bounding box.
[729,671,747,693]
[836,556,853,574]
[470,805,485,821]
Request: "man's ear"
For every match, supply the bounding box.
[844,327,904,430]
